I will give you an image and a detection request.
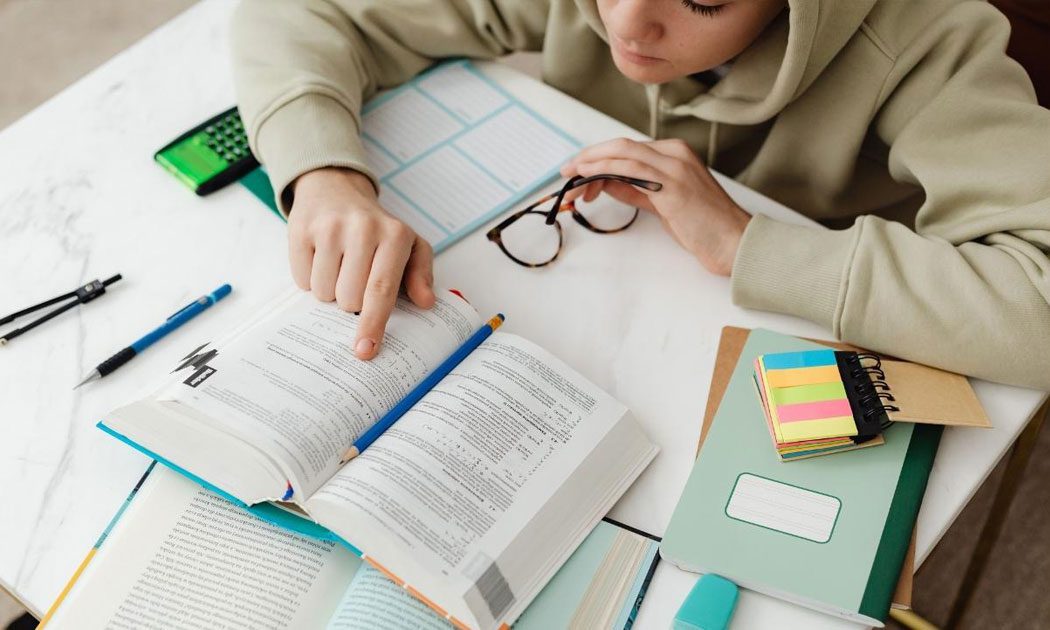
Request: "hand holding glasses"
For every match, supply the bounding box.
[486,174,662,267]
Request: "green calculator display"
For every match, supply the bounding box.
[155,106,259,196]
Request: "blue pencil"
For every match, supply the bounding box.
[74,284,232,388]
[340,313,505,464]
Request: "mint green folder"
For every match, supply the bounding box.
[661,329,940,626]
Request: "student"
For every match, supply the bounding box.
[231,0,1050,389]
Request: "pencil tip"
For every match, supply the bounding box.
[339,446,360,465]
[74,371,99,389]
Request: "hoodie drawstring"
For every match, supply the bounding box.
[647,83,662,139]
[649,83,720,168]
[707,121,719,168]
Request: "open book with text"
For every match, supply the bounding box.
[41,464,661,629]
[98,287,658,629]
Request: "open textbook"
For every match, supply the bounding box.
[41,465,661,629]
[97,288,658,629]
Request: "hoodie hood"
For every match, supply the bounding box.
[574,0,878,125]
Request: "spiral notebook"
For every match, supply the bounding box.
[755,348,990,460]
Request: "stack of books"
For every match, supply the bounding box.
[663,329,942,626]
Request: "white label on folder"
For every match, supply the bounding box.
[726,474,840,543]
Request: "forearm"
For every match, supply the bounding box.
[230,0,549,214]
[731,1,1050,389]
[732,214,1050,389]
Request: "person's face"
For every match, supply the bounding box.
[597,0,786,84]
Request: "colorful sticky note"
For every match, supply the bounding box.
[771,381,847,405]
[760,349,837,370]
[779,416,857,442]
[765,365,842,388]
[776,398,853,423]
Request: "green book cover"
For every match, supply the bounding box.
[660,329,940,625]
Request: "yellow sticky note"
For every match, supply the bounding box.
[765,365,842,388]
[779,416,857,442]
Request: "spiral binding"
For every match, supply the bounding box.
[843,353,898,432]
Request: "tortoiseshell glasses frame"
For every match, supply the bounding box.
[486,174,663,267]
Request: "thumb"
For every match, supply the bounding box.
[403,237,436,309]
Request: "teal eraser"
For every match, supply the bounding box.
[674,574,739,630]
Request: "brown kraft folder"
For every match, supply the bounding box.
[696,326,913,610]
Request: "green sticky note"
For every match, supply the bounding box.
[770,381,847,405]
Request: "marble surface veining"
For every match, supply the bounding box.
[0,1,1043,628]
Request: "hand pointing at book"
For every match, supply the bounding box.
[289,167,435,359]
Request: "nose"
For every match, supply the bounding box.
[606,0,663,44]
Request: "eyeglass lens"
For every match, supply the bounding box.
[499,210,563,266]
[571,196,639,233]
[495,174,657,266]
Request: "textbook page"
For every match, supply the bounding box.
[155,289,481,499]
[326,565,453,630]
[362,61,579,251]
[44,466,357,630]
[307,332,655,628]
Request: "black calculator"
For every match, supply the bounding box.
[155,106,260,196]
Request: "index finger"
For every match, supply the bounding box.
[354,241,413,360]
[567,138,677,172]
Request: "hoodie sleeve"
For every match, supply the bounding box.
[230,0,549,216]
[732,4,1050,389]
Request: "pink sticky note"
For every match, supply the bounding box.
[776,398,852,423]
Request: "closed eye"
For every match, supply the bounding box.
[681,0,726,17]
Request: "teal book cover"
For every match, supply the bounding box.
[660,329,940,626]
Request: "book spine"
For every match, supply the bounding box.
[97,422,250,508]
[857,424,943,621]
[36,463,156,628]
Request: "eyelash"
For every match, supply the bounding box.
[680,0,725,17]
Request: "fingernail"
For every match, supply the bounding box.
[355,338,375,356]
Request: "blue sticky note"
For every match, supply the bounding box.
[760,349,837,371]
[674,574,739,630]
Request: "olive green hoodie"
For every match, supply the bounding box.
[231,0,1050,390]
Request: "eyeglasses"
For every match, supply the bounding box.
[487,174,662,267]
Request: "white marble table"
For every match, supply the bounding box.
[0,1,1044,627]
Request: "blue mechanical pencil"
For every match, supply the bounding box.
[74,284,232,388]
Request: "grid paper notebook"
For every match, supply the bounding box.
[241,60,580,255]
